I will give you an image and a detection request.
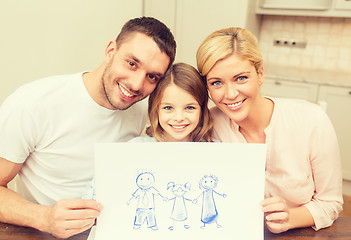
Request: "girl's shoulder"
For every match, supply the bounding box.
[128,136,157,142]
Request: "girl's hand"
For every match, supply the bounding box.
[261,196,290,234]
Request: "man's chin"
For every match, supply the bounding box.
[111,100,138,111]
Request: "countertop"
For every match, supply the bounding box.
[264,64,351,88]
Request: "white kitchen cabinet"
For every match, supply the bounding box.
[256,0,351,18]
[318,85,351,181]
[260,78,320,103]
[335,0,351,10]
[144,0,260,67]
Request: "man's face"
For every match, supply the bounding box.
[102,33,170,110]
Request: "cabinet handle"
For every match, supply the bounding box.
[275,81,282,85]
[349,91,351,95]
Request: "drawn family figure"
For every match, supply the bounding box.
[193,174,227,229]
[127,172,167,230]
[167,182,192,230]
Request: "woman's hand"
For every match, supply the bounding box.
[261,196,290,234]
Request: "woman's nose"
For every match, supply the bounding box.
[225,84,239,99]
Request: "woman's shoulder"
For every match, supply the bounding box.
[273,97,324,115]
[271,97,330,128]
[210,106,230,119]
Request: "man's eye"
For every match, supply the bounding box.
[147,74,157,81]
[128,61,136,68]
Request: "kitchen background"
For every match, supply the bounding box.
[1,0,351,216]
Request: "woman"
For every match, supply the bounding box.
[196,27,343,233]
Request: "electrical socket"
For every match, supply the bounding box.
[273,38,306,48]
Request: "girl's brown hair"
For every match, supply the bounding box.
[146,63,213,142]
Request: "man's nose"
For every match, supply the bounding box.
[130,71,145,92]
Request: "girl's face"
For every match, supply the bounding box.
[206,54,264,125]
[158,83,201,142]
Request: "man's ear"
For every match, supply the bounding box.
[104,41,116,63]
[258,67,264,86]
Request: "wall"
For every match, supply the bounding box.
[259,15,351,73]
[0,0,143,104]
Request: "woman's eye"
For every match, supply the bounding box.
[237,76,247,82]
[211,81,221,86]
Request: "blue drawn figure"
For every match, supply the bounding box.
[127,172,167,230]
[167,182,192,231]
[193,174,227,229]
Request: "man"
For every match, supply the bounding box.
[0,17,176,238]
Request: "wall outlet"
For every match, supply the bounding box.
[273,38,307,48]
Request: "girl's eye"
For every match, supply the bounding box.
[164,106,173,110]
[186,106,195,110]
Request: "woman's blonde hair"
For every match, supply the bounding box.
[146,63,213,142]
[196,27,263,77]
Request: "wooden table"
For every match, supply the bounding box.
[1,217,351,239]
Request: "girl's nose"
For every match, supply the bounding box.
[173,110,184,121]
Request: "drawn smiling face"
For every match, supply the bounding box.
[202,177,216,189]
[172,185,187,197]
[136,172,155,189]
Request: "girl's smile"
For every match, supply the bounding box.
[159,83,201,142]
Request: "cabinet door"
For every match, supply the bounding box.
[144,0,259,67]
[260,79,319,103]
[174,0,251,66]
[318,85,351,180]
[335,0,351,10]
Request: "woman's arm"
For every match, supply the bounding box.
[261,196,314,233]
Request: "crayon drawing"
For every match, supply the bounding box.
[94,142,266,240]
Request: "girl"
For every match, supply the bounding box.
[131,62,213,142]
[82,63,213,199]
[196,27,343,233]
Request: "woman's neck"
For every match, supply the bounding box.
[238,97,274,143]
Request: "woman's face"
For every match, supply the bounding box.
[206,54,263,124]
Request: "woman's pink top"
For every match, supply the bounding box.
[211,97,343,230]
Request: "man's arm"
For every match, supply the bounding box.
[0,157,103,239]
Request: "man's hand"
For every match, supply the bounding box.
[261,196,290,234]
[43,199,103,239]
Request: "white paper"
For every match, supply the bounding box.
[94,142,266,240]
